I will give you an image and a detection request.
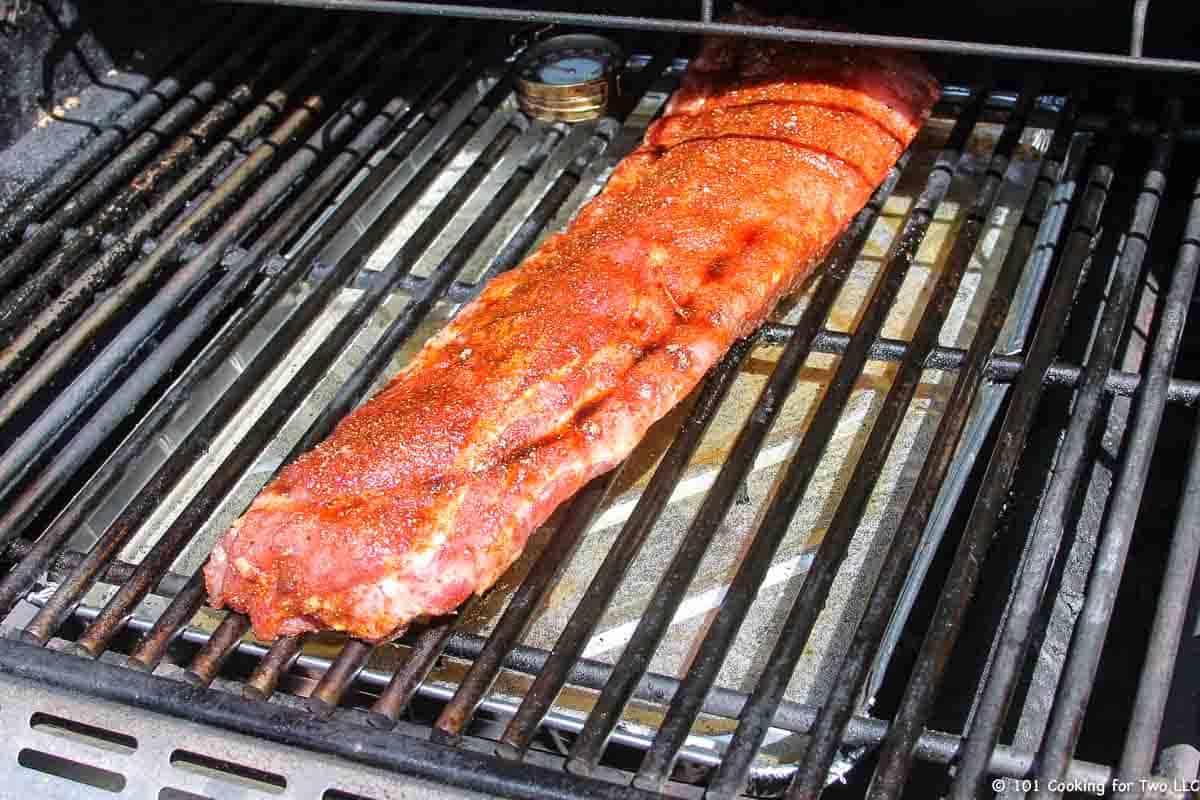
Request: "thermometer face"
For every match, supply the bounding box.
[523,48,617,86]
[535,54,607,84]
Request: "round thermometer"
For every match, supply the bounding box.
[516,34,623,123]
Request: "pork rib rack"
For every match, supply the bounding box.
[205,18,939,642]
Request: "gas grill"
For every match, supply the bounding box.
[1,1,1199,798]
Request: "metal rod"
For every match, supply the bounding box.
[18,39,505,648]
[185,613,252,687]
[1131,0,1150,57]
[0,38,462,625]
[244,635,304,700]
[126,573,207,671]
[495,339,750,759]
[766,94,1084,800]
[636,104,972,792]
[68,71,529,659]
[1113,180,1200,797]
[781,84,1037,800]
[567,90,976,779]
[864,100,1132,800]
[210,0,1200,74]
[674,85,981,796]
[0,16,286,315]
[431,469,621,744]
[0,18,352,438]
[368,601,478,728]
[309,640,373,718]
[47,594,1121,788]
[0,8,241,252]
[763,325,1200,405]
[1032,106,1184,799]
[366,75,680,736]
[954,100,1178,800]
[0,32,403,565]
[392,280,1200,406]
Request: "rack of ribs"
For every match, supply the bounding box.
[205,13,940,642]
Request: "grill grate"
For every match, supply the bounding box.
[0,6,1199,800]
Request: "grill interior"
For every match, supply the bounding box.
[1,2,1200,798]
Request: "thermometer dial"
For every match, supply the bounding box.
[516,35,623,122]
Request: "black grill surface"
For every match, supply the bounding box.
[1,3,1199,799]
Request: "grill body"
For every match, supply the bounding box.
[1,2,1199,799]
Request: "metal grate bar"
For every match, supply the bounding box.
[762,325,1200,404]
[16,32,509,649]
[68,66,534,660]
[245,634,305,700]
[127,572,207,670]
[0,6,241,252]
[770,82,1038,800]
[804,330,1200,405]
[311,48,679,737]
[0,32,467,626]
[864,99,1134,799]
[1113,177,1200,797]
[494,336,753,759]
[0,25,414,577]
[566,87,988,779]
[310,640,374,716]
[394,273,1200,404]
[0,19,364,494]
[432,467,623,742]
[0,14,289,327]
[368,597,480,727]
[183,609,253,686]
[1031,110,1186,799]
[213,0,1200,75]
[638,82,1017,794]
[0,14,338,409]
[1131,0,1151,57]
[770,92,1085,800]
[952,99,1180,800]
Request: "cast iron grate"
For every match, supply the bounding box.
[0,5,1198,800]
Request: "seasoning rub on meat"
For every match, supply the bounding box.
[204,13,939,642]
